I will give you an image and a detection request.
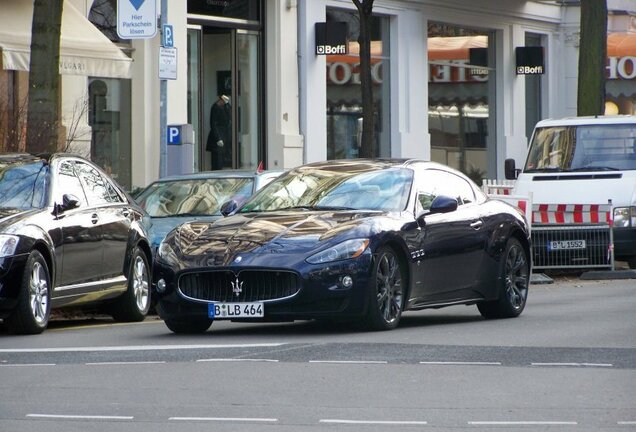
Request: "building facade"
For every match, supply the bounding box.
[1,0,635,190]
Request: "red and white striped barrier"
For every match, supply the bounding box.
[482,179,516,196]
[489,194,533,230]
[532,204,613,226]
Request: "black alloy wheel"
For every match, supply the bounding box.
[478,237,529,319]
[364,246,405,331]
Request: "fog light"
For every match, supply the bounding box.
[341,275,353,288]
[156,278,167,293]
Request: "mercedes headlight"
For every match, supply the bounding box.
[613,207,636,228]
[306,238,369,264]
[0,235,19,258]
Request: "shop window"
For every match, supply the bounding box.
[326,8,391,160]
[88,1,132,190]
[428,23,496,184]
[188,0,260,22]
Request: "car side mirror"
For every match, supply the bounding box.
[429,195,458,215]
[220,199,238,217]
[505,158,518,180]
[62,194,80,210]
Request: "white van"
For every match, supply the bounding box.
[505,116,636,269]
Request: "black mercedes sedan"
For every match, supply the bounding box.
[0,153,152,334]
[153,159,531,334]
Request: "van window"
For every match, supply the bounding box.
[524,124,636,172]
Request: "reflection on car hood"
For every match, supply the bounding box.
[148,215,221,249]
[173,210,384,262]
[0,208,38,231]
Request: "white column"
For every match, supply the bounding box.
[298,0,327,164]
[266,0,304,170]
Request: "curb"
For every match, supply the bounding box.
[580,269,636,280]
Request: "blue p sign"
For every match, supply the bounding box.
[167,125,181,145]
[162,24,174,47]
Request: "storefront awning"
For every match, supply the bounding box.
[0,0,132,78]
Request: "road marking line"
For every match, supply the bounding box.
[0,343,285,353]
[618,421,636,425]
[531,362,613,367]
[86,361,166,366]
[169,417,277,422]
[468,421,577,425]
[320,419,428,425]
[419,361,501,366]
[0,363,56,367]
[196,358,279,363]
[27,414,133,420]
[309,360,388,364]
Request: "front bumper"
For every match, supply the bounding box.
[153,254,374,323]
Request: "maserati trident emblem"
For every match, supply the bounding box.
[231,276,243,297]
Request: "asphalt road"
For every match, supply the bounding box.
[1,275,635,432]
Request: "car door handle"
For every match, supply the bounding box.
[91,214,99,224]
[470,220,483,229]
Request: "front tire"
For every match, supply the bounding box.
[6,250,51,335]
[363,246,405,331]
[111,247,150,322]
[164,318,213,334]
[478,237,529,319]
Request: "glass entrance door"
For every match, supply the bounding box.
[236,31,260,170]
[190,27,262,171]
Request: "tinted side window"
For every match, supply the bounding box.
[57,161,88,207]
[75,161,112,206]
[415,169,476,211]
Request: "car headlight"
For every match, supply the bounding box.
[157,239,179,265]
[306,238,369,264]
[613,207,636,228]
[0,235,19,258]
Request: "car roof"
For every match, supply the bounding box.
[150,169,285,183]
[291,158,452,172]
[535,115,636,127]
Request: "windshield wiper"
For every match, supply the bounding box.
[567,166,619,172]
[523,167,562,173]
[280,205,355,211]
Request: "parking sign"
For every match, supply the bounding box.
[117,0,157,39]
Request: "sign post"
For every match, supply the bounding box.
[159,0,168,178]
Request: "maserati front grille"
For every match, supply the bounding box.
[178,270,301,302]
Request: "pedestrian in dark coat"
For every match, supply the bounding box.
[206,94,231,170]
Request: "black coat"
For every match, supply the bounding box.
[206,100,232,169]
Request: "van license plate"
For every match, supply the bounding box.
[209,302,264,319]
[548,240,586,251]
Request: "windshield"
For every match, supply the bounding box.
[135,177,254,217]
[524,124,636,172]
[0,160,49,210]
[241,167,413,213]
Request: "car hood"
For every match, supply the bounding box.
[148,215,221,249]
[169,210,387,266]
[0,208,38,231]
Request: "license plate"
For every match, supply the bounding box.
[209,302,264,319]
[548,240,586,251]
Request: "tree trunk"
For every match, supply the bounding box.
[353,0,375,158]
[577,0,607,116]
[26,0,64,153]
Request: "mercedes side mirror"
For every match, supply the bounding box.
[220,199,238,217]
